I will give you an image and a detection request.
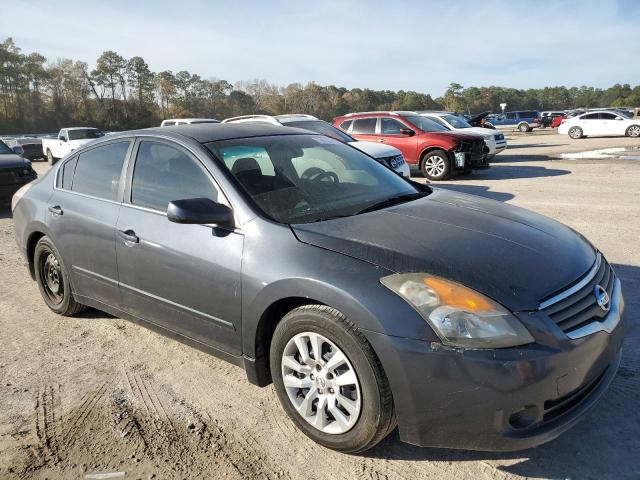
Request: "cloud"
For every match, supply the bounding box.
[1,0,637,95]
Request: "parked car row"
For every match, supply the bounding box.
[42,128,105,165]
[333,111,495,180]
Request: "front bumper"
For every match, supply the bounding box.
[365,281,625,451]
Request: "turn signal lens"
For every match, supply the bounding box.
[381,273,534,349]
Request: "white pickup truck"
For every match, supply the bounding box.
[42,127,104,165]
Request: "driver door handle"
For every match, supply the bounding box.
[118,229,139,245]
[378,138,385,143]
[48,205,63,216]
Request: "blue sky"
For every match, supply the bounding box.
[2,0,638,95]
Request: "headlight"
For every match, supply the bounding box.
[380,274,534,349]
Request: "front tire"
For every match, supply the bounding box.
[420,150,451,181]
[34,236,86,315]
[568,126,583,139]
[270,305,395,453]
[626,125,640,137]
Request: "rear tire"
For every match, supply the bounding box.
[518,122,530,133]
[34,236,86,316]
[420,150,451,181]
[568,126,583,139]
[626,125,640,137]
[270,305,396,453]
[46,149,56,166]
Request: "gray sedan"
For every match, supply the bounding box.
[12,124,624,452]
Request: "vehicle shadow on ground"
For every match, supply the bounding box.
[0,206,11,219]
[436,184,514,202]
[476,165,570,180]
[364,262,640,479]
[505,143,567,149]
[492,154,558,163]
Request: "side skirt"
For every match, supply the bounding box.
[73,294,266,386]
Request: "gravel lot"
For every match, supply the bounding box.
[1,130,639,479]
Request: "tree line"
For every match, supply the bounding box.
[1,37,639,134]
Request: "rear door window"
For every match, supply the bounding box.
[599,112,617,120]
[72,141,130,201]
[581,113,599,120]
[351,118,377,134]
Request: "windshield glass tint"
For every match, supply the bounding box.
[404,116,449,132]
[206,135,418,224]
[285,120,354,143]
[441,115,471,129]
[0,140,12,154]
[67,129,103,140]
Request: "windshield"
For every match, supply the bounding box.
[67,129,103,140]
[440,114,472,129]
[285,120,355,144]
[404,116,449,133]
[206,135,420,224]
[0,140,13,154]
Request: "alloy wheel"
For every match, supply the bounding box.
[628,125,640,137]
[424,156,446,178]
[569,127,582,139]
[281,331,361,434]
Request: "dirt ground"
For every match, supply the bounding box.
[1,130,639,479]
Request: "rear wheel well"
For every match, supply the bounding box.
[253,297,326,385]
[26,231,46,279]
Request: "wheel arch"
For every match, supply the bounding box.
[26,228,47,280]
[418,146,452,168]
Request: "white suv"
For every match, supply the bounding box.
[418,112,507,160]
[222,114,410,177]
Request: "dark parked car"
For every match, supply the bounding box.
[0,139,37,204]
[3,137,44,161]
[12,124,624,453]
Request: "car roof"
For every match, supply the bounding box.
[65,127,99,131]
[105,123,315,144]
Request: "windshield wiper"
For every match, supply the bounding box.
[355,192,427,215]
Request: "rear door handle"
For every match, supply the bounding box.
[378,138,385,143]
[48,205,63,216]
[118,229,139,245]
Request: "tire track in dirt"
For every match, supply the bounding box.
[63,382,107,449]
[33,383,63,463]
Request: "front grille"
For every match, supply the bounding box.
[494,133,505,141]
[543,367,608,422]
[540,253,615,334]
[379,154,404,169]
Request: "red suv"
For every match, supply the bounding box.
[333,111,487,180]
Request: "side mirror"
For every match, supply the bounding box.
[12,145,24,156]
[167,198,234,227]
[616,117,624,120]
[59,136,66,142]
[399,128,415,136]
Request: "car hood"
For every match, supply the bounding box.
[431,131,483,141]
[0,153,30,168]
[292,188,595,311]
[349,141,401,158]
[457,127,500,137]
